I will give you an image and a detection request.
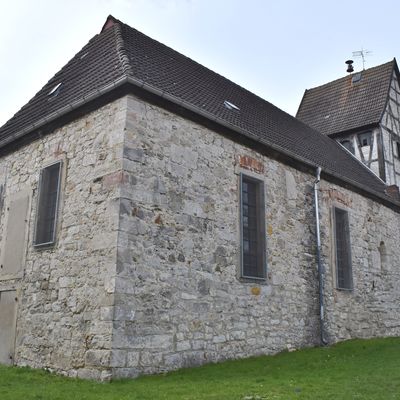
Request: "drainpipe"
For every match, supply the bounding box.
[314,166,328,345]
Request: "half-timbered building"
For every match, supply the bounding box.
[297,60,400,186]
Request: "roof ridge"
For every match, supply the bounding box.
[305,60,395,93]
[113,23,133,76]
[110,18,298,120]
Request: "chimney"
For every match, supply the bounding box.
[385,185,400,201]
[345,60,354,73]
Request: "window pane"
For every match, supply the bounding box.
[358,132,371,147]
[34,162,62,246]
[241,175,266,278]
[334,208,352,289]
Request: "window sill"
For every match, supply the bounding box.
[239,276,268,285]
[33,242,57,250]
[335,287,353,292]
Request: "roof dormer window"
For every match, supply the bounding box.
[224,100,240,111]
[48,83,63,98]
[352,72,362,84]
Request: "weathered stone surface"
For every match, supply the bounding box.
[2,93,400,380]
[110,94,400,377]
[0,98,126,378]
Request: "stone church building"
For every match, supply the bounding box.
[1,16,400,380]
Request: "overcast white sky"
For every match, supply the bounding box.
[1,0,400,126]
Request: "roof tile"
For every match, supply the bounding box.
[296,61,395,135]
[0,16,393,202]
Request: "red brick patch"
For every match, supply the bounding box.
[326,189,352,207]
[102,171,127,189]
[238,155,264,173]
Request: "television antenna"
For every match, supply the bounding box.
[352,48,372,70]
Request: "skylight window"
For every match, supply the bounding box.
[224,100,240,111]
[352,72,362,84]
[48,83,62,97]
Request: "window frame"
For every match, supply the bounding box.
[33,160,63,248]
[333,206,353,290]
[395,140,400,159]
[358,131,372,147]
[239,173,266,280]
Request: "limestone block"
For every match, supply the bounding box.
[85,350,111,367]
[285,170,297,201]
[110,350,127,367]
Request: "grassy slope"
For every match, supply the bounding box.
[1,338,400,400]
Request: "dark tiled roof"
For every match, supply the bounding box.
[296,61,395,136]
[0,25,125,146]
[0,16,393,203]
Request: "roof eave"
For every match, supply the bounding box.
[327,122,380,138]
[1,75,399,211]
[0,76,129,149]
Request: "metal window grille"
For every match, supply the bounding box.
[240,174,266,279]
[33,161,62,247]
[334,207,353,289]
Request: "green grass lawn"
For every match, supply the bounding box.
[1,337,400,399]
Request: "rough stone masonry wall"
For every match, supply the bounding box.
[0,98,126,380]
[112,94,400,378]
[111,95,322,378]
[2,92,400,381]
[318,184,400,341]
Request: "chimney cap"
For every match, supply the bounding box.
[345,60,354,73]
